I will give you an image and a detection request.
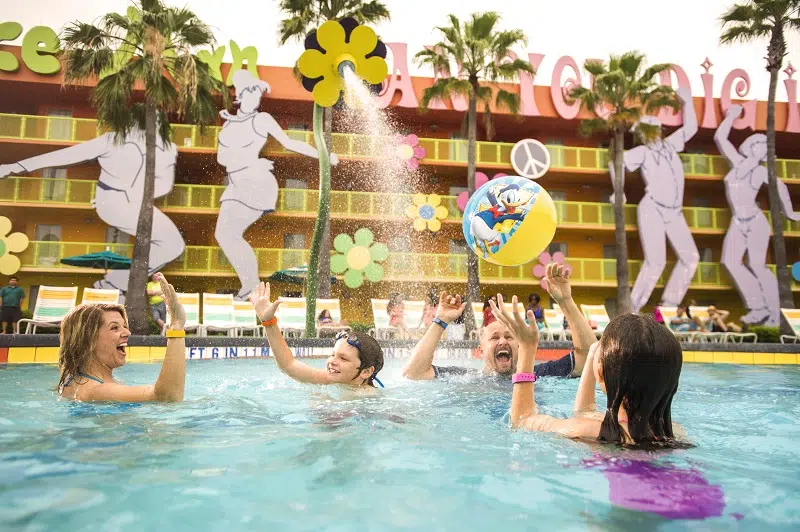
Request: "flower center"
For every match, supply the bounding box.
[346,246,371,270]
[397,144,414,160]
[419,204,435,220]
[0,239,6,258]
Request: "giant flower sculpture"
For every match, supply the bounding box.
[406,193,449,232]
[395,134,426,170]
[0,216,29,275]
[456,171,508,211]
[297,18,389,108]
[532,251,572,291]
[331,228,389,288]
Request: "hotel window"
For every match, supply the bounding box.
[549,190,566,222]
[548,242,567,256]
[685,148,710,175]
[448,186,468,217]
[105,227,130,251]
[47,108,73,141]
[283,233,306,270]
[545,139,564,168]
[389,236,411,252]
[603,244,616,280]
[42,167,66,201]
[448,133,468,162]
[34,224,62,266]
[283,178,308,211]
[698,247,715,284]
[449,239,469,277]
[690,197,712,228]
[287,124,309,141]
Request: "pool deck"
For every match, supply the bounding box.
[0,335,798,365]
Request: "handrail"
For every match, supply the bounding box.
[1,112,798,180]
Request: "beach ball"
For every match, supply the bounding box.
[461,175,557,266]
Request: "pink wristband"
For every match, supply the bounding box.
[512,372,536,384]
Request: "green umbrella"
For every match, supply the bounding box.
[61,249,131,274]
[268,265,337,286]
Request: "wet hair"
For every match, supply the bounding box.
[57,304,127,392]
[528,293,540,304]
[318,309,331,320]
[350,332,384,387]
[9,276,18,281]
[483,295,497,310]
[597,314,683,446]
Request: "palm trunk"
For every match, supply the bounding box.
[126,100,158,334]
[316,106,334,299]
[765,66,794,325]
[464,87,480,333]
[612,129,632,315]
[305,103,330,337]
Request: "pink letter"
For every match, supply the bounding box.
[784,63,799,133]
[376,42,418,109]
[699,58,717,129]
[550,56,582,120]
[720,69,756,130]
[509,51,544,117]
[657,64,692,126]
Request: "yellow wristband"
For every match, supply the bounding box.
[166,329,186,338]
[261,317,278,328]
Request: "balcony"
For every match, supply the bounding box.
[1,112,799,181]
[2,177,799,235]
[16,241,800,290]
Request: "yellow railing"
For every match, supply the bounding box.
[17,241,800,289]
[2,112,799,180]
[3,177,800,234]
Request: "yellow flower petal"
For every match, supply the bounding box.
[405,205,418,219]
[5,232,29,253]
[316,20,346,56]
[298,49,330,79]
[413,218,427,232]
[435,205,449,220]
[0,216,11,239]
[347,26,378,58]
[312,77,343,107]
[0,253,20,275]
[427,194,442,207]
[427,218,442,232]
[358,56,389,85]
[412,193,426,207]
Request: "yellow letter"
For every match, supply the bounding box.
[0,22,23,73]
[21,26,61,75]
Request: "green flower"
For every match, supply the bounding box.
[330,228,388,288]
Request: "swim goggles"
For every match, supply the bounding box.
[335,330,384,388]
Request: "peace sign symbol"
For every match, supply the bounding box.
[510,139,551,180]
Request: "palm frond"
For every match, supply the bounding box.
[419,77,472,109]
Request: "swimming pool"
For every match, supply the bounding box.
[1,359,798,530]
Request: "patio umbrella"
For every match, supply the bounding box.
[60,249,131,274]
[268,265,337,286]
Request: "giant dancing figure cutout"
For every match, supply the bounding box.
[715,105,799,326]
[611,88,700,313]
[215,70,337,300]
[0,128,183,294]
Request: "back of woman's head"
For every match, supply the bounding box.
[58,303,127,391]
[598,314,682,446]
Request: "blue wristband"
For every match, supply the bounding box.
[432,317,448,330]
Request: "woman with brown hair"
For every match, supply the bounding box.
[58,273,187,402]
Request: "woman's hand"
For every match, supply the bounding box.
[544,262,572,304]
[249,281,281,322]
[158,273,185,330]
[434,291,467,324]
[490,294,539,348]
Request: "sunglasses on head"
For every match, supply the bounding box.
[334,331,383,388]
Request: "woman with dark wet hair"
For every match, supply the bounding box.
[501,263,684,445]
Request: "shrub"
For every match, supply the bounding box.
[749,326,779,343]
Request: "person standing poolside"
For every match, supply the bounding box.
[58,274,187,402]
[147,273,167,331]
[250,282,384,388]
[0,276,24,334]
[403,268,595,381]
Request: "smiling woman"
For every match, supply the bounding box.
[57,274,187,403]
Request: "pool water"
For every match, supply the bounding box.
[1,359,799,531]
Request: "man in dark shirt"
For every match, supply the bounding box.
[0,276,25,334]
[403,270,596,381]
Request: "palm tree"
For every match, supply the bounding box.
[277,0,390,307]
[567,52,677,315]
[61,0,225,333]
[720,0,800,316]
[414,12,533,332]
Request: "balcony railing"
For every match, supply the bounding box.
[3,177,799,235]
[17,241,800,290]
[1,112,799,180]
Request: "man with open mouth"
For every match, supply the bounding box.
[403,263,596,381]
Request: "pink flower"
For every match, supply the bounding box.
[456,172,508,211]
[532,251,572,291]
[395,134,426,171]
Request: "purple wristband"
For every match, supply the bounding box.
[512,372,536,384]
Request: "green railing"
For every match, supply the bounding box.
[3,177,800,234]
[2,112,799,180]
[17,241,799,289]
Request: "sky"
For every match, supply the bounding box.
[5,0,800,101]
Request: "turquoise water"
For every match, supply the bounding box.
[1,359,799,531]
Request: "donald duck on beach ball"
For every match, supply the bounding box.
[462,175,557,266]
